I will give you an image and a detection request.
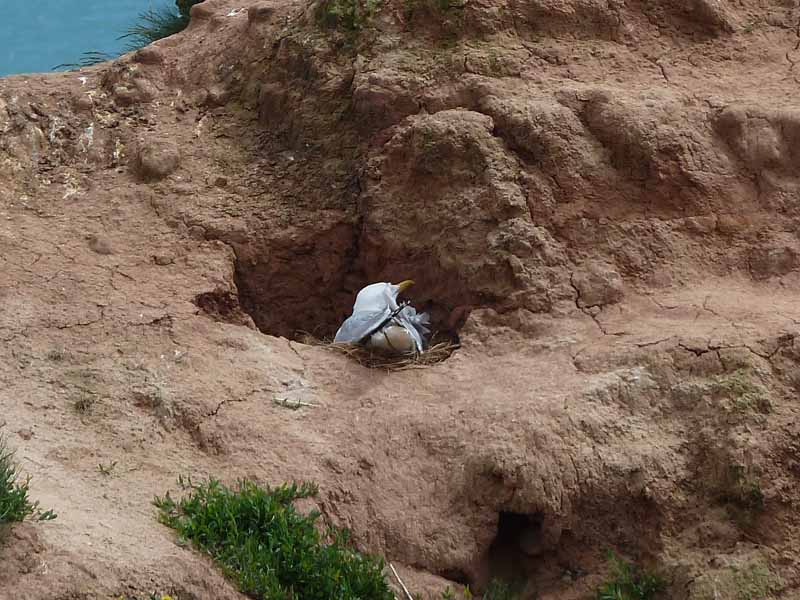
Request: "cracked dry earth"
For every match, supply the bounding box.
[2,0,800,598]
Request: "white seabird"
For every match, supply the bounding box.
[334,280,431,355]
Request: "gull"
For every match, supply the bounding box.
[334,280,430,355]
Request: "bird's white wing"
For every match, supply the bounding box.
[334,307,392,344]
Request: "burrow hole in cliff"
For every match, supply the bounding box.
[193,246,464,356]
[456,510,573,597]
[475,509,640,596]
[486,512,542,587]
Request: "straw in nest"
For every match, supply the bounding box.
[298,333,458,371]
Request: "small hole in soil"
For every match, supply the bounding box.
[484,511,543,586]
[440,568,470,586]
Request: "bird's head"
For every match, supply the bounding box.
[393,279,415,295]
[352,280,415,312]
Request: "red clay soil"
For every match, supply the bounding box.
[1,0,799,598]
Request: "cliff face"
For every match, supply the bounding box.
[1,0,799,598]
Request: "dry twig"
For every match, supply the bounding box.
[389,563,414,600]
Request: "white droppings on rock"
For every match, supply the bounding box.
[79,123,94,153]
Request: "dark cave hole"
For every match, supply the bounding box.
[439,568,471,586]
[482,511,543,592]
[225,265,463,354]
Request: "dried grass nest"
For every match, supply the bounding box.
[298,333,459,370]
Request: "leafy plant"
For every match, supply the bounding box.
[154,477,394,600]
[596,552,665,600]
[0,436,57,527]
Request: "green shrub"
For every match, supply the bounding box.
[154,477,394,600]
[316,0,381,32]
[0,436,57,527]
[596,552,665,600]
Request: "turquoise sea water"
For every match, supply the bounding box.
[1,1,165,77]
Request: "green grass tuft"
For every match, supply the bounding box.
[154,477,394,600]
[54,0,205,71]
[713,369,771,414]
[690,558,781,600]
[483,579,519,600]
[117,2,194,52]
[54,51,115,71]
[596,552,665,600]
[719,464,764,528]
[0,436,57,528]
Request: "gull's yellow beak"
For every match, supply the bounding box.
[396,279,415,293]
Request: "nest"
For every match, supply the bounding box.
[298,333,459,371]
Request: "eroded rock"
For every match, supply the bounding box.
[360,109,561,316]
[131,138,181,182]
[750,246,798,280]
[572,262,624,308]
[133,46,165,65]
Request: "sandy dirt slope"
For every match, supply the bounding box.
[1,0,800,598]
